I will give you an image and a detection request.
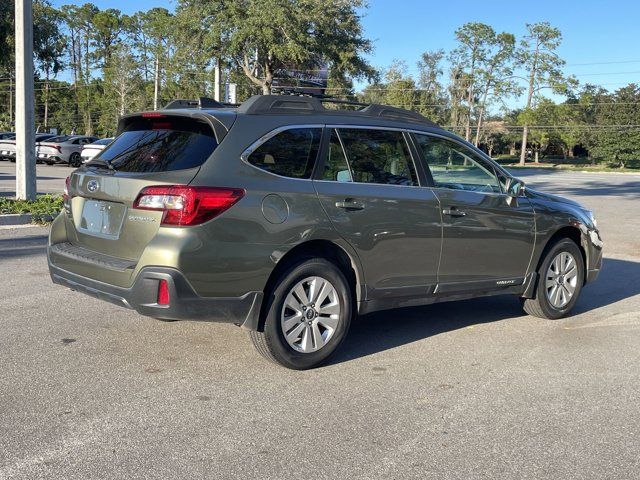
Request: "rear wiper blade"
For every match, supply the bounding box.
[87,158,117,172]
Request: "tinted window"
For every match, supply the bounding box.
[48,135,71,143]
[247,128,321,179]
[415,134,501,193]
[337,129,417,186]
[91,117,217,173]
[322,130,352,182]
[94,138,113,145]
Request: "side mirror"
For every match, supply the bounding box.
[506,178,526,200]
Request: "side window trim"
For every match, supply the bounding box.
[333,129,355,182]
[406,132,435,187]
[412,131,505,196]
[240,124,324,180]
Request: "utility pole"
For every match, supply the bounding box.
[15,0,36,200]
[214,57,221,102]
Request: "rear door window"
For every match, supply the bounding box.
[92,116,218,173]
[335,128,418,186]
[246,128,322,179]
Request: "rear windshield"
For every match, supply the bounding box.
[92,138,113,145]
[90,116,217,173]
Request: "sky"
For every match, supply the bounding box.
[51,0,640,96]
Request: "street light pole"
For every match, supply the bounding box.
[15,0,36,200]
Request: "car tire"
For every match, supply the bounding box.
[521,238,584,319]
[45,161,54,166]
[249,257,353,370]
[69,153,82,168]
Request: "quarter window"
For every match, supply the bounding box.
[415,134,501,193]
[335,129,418,186]
[247,128,322,179]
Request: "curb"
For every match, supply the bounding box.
[0,214,54,226]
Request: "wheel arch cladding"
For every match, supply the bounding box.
[539,226,587,282]
[256,240,360,332]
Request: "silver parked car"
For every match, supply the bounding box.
[81,138,113,163]
[37,135,98,167]
[0,133,56,162]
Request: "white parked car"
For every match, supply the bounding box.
[81,138,113,163]
[0,133,56,162]
[37,135,98,167]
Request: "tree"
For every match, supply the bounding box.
[516,22,573,165]
[590,84,640,168]
[449,22,496,141]
[34,3,66,129]
[472,32,518,147]
[91,8,125,67]
[210,0,375,94]
[416,49,448,124]
[132,8,173,109]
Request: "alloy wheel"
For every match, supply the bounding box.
[545,252,579,309]
[280,276,341,353]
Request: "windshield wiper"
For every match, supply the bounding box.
[87,158,117,172]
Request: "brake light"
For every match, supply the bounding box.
[141,112,166,118]
[63,176,71,201]
[133,185,245,226]
[45,143,62,152]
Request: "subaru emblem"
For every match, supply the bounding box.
[87,180,99,193]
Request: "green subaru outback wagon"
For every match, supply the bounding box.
[48,95,603,369]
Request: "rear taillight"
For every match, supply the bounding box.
[45,143,62,152]
[133,185,245,226]
[63,176,71,201]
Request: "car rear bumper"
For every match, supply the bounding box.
[38,154,63,163]
[48,257,263,329]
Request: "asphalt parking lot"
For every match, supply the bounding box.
[0,163,71,197]
[1,167,639,479]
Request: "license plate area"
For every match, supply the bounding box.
[78,200,126,239]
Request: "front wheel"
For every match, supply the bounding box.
[249,258,353,370]
[522,238,584,319]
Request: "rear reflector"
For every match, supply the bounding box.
[157,279,170,305]
[133,185,245,226]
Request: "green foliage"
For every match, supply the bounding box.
[0,194,63,222]
[1,2,640,169]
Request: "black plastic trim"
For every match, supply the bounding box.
[48,259,263,328]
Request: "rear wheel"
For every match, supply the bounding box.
[522,238,584,319]
[69,153,81,168]
[249,258,352,370]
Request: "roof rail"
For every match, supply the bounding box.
[163,97,235,110]
[237,95,438,127]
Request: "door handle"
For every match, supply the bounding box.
[443,207,466,217]
[335,199,365,211]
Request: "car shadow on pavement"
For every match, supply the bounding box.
[329,257,640,365]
